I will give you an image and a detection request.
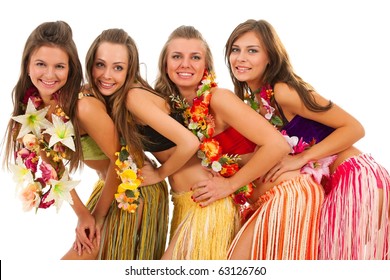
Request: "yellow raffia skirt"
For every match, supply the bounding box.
[169,191,240,260]
[86,180,169,260]
[227,174,324,260]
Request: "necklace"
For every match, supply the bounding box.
[244,84,283,128]
[171,70,254,205]
[10,86,78,212]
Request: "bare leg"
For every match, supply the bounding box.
[228,218,256,260]
[61,238,99,260]
[160,228,180,260]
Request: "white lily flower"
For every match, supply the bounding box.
[11,99,52,139]
[9,155,34,191]
[44,114,75,151]
[47,169,80,212]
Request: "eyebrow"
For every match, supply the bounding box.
[233,44,261,48]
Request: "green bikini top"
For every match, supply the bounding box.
[81,135,108,160]
[79,92,109,161]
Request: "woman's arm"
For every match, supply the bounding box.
[263,82,365,181]
[127,88,200,182]
[192,88,290,206]
[75,96,121,250]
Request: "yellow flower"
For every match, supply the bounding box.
[118,180,140,192]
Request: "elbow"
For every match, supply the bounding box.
[352,121,365,142]
[358,123,365,140]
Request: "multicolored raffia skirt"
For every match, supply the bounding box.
[227,174,324,259]
[319,153,390,259]
[169,191,240,259]
[86,180,169,260]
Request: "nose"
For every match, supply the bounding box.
[102,68,112,79]
[180,56,191,68]
[44,66,56,78]
[236,51,247,62]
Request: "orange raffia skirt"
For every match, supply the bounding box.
[227,174,324,260]
[319,153,390,259]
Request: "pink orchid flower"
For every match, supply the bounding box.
[301,155,338,184]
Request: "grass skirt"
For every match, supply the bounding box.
[227,174,324,259]
[86,180,169,260]
[319,153,390,259]
[169,191,240,259]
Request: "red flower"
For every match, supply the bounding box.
[232,192,247,205]
[220,162,239,177]
[200,138,222,162]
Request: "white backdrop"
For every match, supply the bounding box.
[1,0,389,278]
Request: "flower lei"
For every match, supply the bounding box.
[171,70,254,205]
[248,84,337,184]
[114,143,143,213]
[10,86,79,213]
[244,84,284,128]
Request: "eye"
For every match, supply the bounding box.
[248,48,258,54]
[114,65,124,71]
[231,47,240,53]
[55,64,66,69]
[36,62,45,67]
[95,62,104,68]
[172,54,181,59]
[192,55,201,60]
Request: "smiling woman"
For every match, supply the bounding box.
[0,0,390,276]
[2,21,84,215]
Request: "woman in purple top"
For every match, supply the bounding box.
[222,19,390,259]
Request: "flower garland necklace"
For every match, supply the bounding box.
[114,140,143,213]
[244,84,283,128]
[171,70,254,205]
[10,86,79,212]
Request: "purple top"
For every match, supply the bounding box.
[282,115,335,144]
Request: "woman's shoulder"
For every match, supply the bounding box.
[210,87,244,113]
[77,91,105,114]
[127,85,165,107]
[211,87,236,99]
[273,82,299,104]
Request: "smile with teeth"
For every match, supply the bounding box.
[99,81,115,88]
[178,72,193,77]
[236,67,250,72]
[41,80,56,86]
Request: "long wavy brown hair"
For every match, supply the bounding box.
[2,20,84,172]
[85,28,157,167]
[224,19,332,112]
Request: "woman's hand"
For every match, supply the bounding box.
[74,211,96,255]
[139,160,164,186]
[191,171,235,207]
[263,154,305,182]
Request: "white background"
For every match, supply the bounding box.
[1,0,389,278]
